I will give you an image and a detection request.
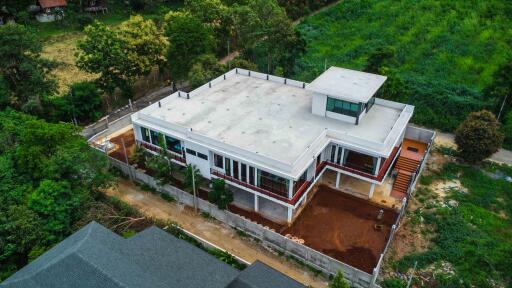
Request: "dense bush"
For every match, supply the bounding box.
[502,111,512,149]
[455,110,503,163]
[277,0,337,20]
[295,0,512,131]
[52,81,103,124]
[208,179,234,210]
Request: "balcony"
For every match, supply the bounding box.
[137,140,186,164]
[211,169,312,206]
[317,146,400,182]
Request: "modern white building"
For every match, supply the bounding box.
[131,67,416,223]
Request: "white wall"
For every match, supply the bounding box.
[325,111,357,124]
[311,93,327,116]
[184,140,211,179]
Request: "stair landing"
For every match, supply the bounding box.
[391,139,428,200]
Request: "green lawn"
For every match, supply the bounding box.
[295,0,512,131]
[396,162,512,287]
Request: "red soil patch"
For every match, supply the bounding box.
[283,185,398,273]
[108,129,136,162]
[228,205,285,232]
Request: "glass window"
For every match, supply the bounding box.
[336,146,343,164]
[325,97,360,117]
[249,166,255,185]
[330,146,336,162]
[150,130,160,146]
[241,163,247,182]
[197,153,208,160]
[214,154,223,169]
[258,170,289,197]
[225,158,231,176]
[165,135,182,153]
[186,148,196,156]
[233,160,239,179]
[141,127,150,143]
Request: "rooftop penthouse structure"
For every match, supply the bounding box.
[131,67,421,223]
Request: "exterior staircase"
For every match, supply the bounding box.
[390,150,422,199]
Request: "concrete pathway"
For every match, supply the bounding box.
[105,178,329,288]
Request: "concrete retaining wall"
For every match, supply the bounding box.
[108,157,374,287]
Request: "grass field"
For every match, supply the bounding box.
[37,2,180,95]
[295,0,512,131]
[386,157,512,287]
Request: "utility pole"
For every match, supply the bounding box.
[227,40,231,70]
[497,93,509,121]
[191,167,198,213]
[324,58,327,71]
[121,138,133,181]
[406,261,418,288]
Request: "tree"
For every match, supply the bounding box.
[230,57,258,70]
[0,24,57,115]
[28,180,90,241]
[502,111,512,148]
[145,153,173,185]
[233,0,304,75]
[484,61,512,120]
[208,179,233,210]
[0,110,112,279]
[0,0,34,18]
[188,54,227,88]
[455,110,504,163]
[77,17,167,98]
[118,15,168,75]
[76,21,128,97]
[184,164,202,193]
[164,12,216,81]
[364,46,396,74]
[52,81,103,124]
[329,271,350,288]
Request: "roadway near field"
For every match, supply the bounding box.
[104,178,329,288]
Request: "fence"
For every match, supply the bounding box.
[82,84,189,140]
[108,156,374,288]
[370,127,436,286]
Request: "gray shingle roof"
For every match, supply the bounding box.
[1,222,305,288]
[227,261,306,288]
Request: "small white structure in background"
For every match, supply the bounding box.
[36,0,67,22]
[132,67,415,223]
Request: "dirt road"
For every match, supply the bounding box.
[434,131,512,165]
[105,179,329,288]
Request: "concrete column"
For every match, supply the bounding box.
[288,179,294,199]
[374,157,382,176]
[333,145,338,163]
[287,207,293,222]
[230,159,234,176]
[369,183,376,198]
[254,194,259,212]
[339,147,345,165]
[335,172,341,188]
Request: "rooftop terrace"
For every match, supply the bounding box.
[133,69,413,177]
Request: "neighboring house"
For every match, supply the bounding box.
[0,222,305,288]
[131,67,420,223]
[36,0,67,22]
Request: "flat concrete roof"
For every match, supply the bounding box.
[133,70,411,176]
[307,67,387,103]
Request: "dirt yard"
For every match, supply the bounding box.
[283,185,398,274]
[105,178,329,287]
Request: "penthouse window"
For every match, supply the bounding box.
[326,97,360,117]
